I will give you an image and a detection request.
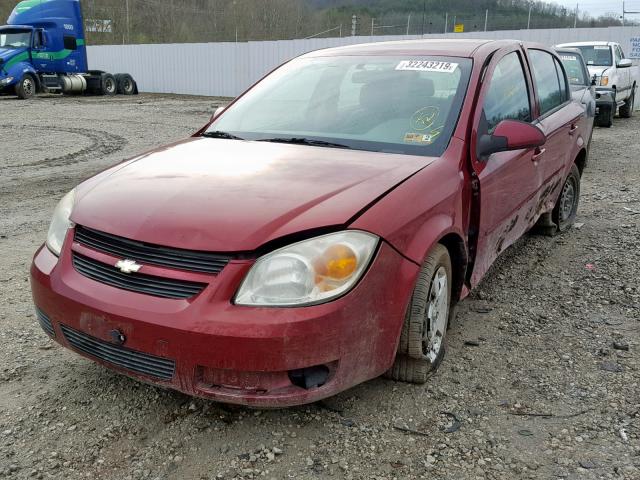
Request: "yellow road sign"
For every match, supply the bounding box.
[454,23,464,33]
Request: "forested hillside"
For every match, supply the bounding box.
[0,0,628,45]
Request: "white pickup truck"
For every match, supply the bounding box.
[556,41,639,127]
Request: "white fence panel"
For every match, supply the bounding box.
[87,26,640,98]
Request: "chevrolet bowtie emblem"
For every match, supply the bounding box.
[115,259,142,274]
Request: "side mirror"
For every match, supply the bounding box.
[210,105,225,122]
[477,120,546,160]
[591,74,597,86]
[618,59,633,68]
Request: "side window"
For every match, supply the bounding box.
[614,45,622,65]
[33,30,45,49]
[63,35,77,50]
[553,58,569,102]
[617,46,624,59]
[482,52,531,133]
[529,49,563,116]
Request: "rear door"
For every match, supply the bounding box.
[469,47,542,286]
[526,49,585,214]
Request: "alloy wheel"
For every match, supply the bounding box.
[423,266,449,363]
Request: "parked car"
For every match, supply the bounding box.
[31,39,591,407]
[556,41,639,127]
[555,47,596,157]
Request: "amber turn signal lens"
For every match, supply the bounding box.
[314,244,357,280]
[601,76,609,86]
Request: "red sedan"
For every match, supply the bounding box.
[31,39,591,407]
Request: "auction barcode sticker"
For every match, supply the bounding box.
[396,60,458,73]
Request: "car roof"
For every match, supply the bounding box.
[556,41,613,47]
[304,39,542,59]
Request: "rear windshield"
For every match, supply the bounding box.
[558,53,587,85]
[207,55,473,156]
[574,46,612,67]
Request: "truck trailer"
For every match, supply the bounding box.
[0,0,137,99]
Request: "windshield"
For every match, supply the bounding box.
[207,55,472,156]
[0,29,31,49]
[558,53,587,85]
[574,46,612,67]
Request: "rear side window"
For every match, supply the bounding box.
[483,52,531,133]
[63,35,77,50]
[558,53,587,86]
[529,49,565,116]
[553,58,570,101]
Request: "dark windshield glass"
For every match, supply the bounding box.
[206,55,473,156]
[0,29,31,48]
[558,53,587,86]
[575,46,612,67]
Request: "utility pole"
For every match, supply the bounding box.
[484,9,488,32]
[444,12,448,33]
[351,14,357,36]
[527,5,532,30]
[422,0,426,35]
[406,13,411,35]
[574,3,579,28]
[125,0,130,44]
[371,17,375,35]
[623,1,626,26]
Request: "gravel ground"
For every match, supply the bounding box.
[0,94,638,480]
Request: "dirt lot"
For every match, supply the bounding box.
[0,93,638,480]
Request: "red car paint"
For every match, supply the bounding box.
[31,40,592,407]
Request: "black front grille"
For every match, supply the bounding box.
[72,252,206,299]
[36,308,55,337]
[61,325,175,380]
[74,225,231,274]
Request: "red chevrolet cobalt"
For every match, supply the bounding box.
[31,40,590,407]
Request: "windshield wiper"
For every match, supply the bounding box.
[256,137,352,149]
[201,131,244,140]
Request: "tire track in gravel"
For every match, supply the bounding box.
[2,125,127,170]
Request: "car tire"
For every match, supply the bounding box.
[15,74,36,99]
[619,87,635,118]
[116,73,136,95]
[386,244,452,384]
[100,73,117,96]
[552,163,581,233]
[595,105,614,128]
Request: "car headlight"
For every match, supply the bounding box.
[46,189,76,256]
[600,76,609,86]
[0,76,14,86]
[235,231,379,306]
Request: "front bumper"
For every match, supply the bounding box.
[30,232,419,407]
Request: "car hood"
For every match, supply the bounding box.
[72,138,437,252]
[587,65,610,77]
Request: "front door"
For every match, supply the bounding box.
[469,48,543,286]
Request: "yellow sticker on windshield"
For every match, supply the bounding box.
[404,127,443,145]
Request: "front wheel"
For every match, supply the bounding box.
[386,244,453,384]
[595,104,614,128]
[15,74,36,99]
[552,163,581,232]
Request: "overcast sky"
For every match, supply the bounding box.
[550,1,632,18]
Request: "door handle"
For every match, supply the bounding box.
[569,124,579,135]
[532,147,546,162]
